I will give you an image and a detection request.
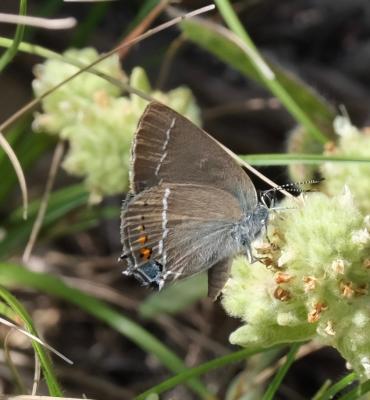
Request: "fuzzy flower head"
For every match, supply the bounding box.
[32,48,200,202]
[286,124,323,182]
[222,189,370,379]
[32,48,125,134]
[321,116,370,214]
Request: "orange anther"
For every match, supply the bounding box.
[307,302,327,323]
[275,272,294,284]
[273,286,291,301]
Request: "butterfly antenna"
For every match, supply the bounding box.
[260,178,324,207]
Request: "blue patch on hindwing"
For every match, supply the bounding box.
[133,261,163,287]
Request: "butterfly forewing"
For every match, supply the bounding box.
[121,183,243,286]
[130,102,258,212]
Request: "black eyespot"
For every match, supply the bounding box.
[133,261,163,287]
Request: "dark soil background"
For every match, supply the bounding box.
[0,0,369,399]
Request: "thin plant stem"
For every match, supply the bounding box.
[136,345,281,399]
[318,372,358,400]
[337,379,370,400]
[32,354,41,395]
[117,0,170,59]
[22,141,65,263]
[4,330,28,394]
[312,380,332,400]
[214,0,328,144]
[0,132,28,219]
[0,5,215,133]
[0,0,27,72]
[262,343,301,400]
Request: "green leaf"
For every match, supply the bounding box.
[181,17,335,140]
[312,380,332,400]
[0,0,27,72]
[0,122,54,202]
[317,372,357,400]
[0,263,210,399]
[239,153,370,166]
[262,343,301,400]
[139,274,207,319]
[0,185,88,256]
[0,286,62,395]
[136,345,283,399]
[336,379,370,400]
[45,205,120,239]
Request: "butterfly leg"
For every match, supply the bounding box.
[244,244,258,264]
[244,243,270,265]
[208,258,232,300]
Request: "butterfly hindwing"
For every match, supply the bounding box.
[121,183,243,288]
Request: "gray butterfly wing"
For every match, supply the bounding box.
[121,183,243,291]
[130,102,257,211]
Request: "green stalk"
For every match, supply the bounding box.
[0,263,210,399]
[136,345,278,399]
[336,379,370,400]
[240,153,370,166]
[0,286,62,395]
[214,0,327,144]
[317,372,357,400]
[262,343,301,400]
[0,0,28,72]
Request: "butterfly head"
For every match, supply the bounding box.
[246,203,269,238]
[236,203,269,262]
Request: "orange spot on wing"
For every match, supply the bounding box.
[140,247,152,259]
[137,235,148,244]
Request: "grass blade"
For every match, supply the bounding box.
[317,372,357,400]
[262,343,301,400]
[0,263,210,399]
[22,141,65,262]
[240,153,370,166]
[0,5,215,133]
[213,0,327,144]
[139,274,207,319]
[136,345,280,399]
[0,286,62,396]
[0,0,27,72]
[181,10,334,142]
[312,380,332,400]
[0,185,88,256]
[0,124,53,203]
[0,131,28,219]
[336,379,370,400]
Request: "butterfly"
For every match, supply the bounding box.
[120,102,269,300]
